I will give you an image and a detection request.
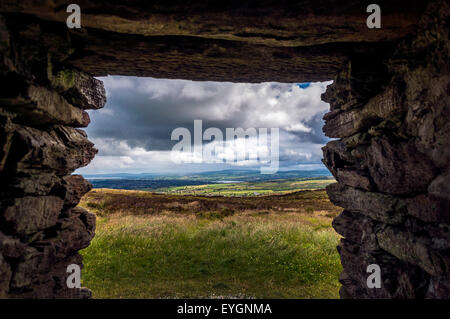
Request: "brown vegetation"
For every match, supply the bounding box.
[81,188,342,218]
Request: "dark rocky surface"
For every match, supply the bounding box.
[323,0,450,298]
[0,0,448,298]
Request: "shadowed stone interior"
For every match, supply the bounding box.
[0,0,448,298]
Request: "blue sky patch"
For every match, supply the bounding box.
[297,83,311,89]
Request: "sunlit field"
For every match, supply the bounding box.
[79,189,342,298]
[152,178,335,196]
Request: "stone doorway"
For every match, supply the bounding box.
[0,0,448,298]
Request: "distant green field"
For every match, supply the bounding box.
[151,178,335,196]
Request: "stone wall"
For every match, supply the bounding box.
[0,13,105,298]
[0,0,448,298]
[322,1,450,298]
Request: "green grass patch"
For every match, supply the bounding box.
[80,211,341,298]
[154,178,335,196]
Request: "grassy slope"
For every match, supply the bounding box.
[79,189,342,298]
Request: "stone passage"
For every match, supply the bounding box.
[0,0,448,298]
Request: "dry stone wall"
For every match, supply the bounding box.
[322,1,450,298]
[0,13,105,298]
[0,0,448,299]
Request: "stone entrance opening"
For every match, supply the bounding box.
[79,77,332,176]
[0,0,448,298]
[74,77,339,298]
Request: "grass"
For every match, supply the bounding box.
[79,189,342,299]
[152,178,335,196]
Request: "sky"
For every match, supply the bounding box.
[76,76,333,175]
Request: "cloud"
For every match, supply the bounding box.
[77,77,332,174]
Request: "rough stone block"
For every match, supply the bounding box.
[31,206,96,259]
[428,170,450,201]
[323,85,402,138]
[1,173,61,197]
[406,194,450,225]
[59,175,93,208]
[0,115,13,173]
[0,196,63,235]
[0,254,12,298]
[0,230,27,258]
[366,138,437,194]
[50,68,106,110]
[336,168,373,191]
[327,183,406,224]
[332,210,364,244]
[322,139,358,178]
[9,124,97,176]
[10,246,52,289]
[377,226,445,276]
[2,85,90,127]
[427,275,450,299]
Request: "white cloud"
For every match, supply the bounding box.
[79,77,332,174]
